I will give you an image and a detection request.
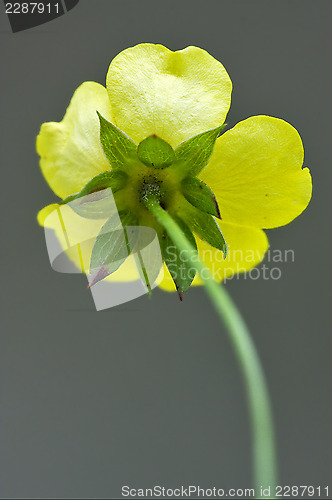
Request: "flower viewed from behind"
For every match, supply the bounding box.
[37,44,312,296]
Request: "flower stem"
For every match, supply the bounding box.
[145,198,277,497]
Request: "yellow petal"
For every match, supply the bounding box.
[158,221,269,291]
[106,44,232,148]
[37,82,114,199]
[200,115,312,229]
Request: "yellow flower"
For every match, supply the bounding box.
[37,43,312,292]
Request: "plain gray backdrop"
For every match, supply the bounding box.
[1,1,331,499]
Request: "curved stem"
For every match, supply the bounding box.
[146,198,277,496]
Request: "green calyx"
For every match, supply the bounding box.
[137,135,175,169]
[66,113,228,294]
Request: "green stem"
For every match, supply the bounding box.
[145,198,277,497]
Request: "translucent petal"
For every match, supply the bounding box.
[106,44,232,148]
[200,116,312,229]
[37,82,114,199]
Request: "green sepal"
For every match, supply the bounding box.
[97,112,137,169]
[182,206,228,258]
[60,170,128,205]
[137,135,175,169]
[173,125,225,177]
[160,216,198,297]
[181,176,221,219]
[88,210,139,287]
[60,170,128,220]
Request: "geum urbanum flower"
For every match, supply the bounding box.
[37,43,312,297]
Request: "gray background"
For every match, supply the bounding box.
[1,1,331,498]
